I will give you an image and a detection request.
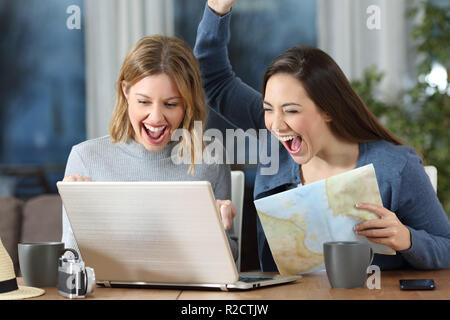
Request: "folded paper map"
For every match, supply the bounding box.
[254,164,395,275]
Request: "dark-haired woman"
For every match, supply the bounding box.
[194,0,450,271]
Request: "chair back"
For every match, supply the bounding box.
[230,170,245,271]
[21,194,62,243]
[424,165,437,193]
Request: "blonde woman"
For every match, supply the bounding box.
[62,35,237,260]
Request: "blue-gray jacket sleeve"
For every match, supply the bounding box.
[194,3,265,132]
[397,156,450,269]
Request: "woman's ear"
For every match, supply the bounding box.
[322,111,332,123]
[121,80,129,100]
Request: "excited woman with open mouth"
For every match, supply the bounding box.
[194,0,450,272]
[62,35,238,261]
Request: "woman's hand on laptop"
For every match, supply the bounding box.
[63,174,94,182]
[216,200,235,230]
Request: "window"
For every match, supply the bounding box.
[0,0,85,197]
[175,0,317,91]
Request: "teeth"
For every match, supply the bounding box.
[279,135,297,142]
[144,124,166,132]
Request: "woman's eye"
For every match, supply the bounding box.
[263,108,273,112]
[138,100,149,105]
[285,110,299,114]
[166,103,178,108]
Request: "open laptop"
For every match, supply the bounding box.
[56,181,300,291]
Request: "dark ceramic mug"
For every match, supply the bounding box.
[323,241,374,289]
[18,242,65,287]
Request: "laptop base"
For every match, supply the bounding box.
[96,273,301,291]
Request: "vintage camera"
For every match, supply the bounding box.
[58,248,95,299]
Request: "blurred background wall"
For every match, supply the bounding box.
[0,0,85,197]
[0,0,448,270]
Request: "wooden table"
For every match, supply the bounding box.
[20,269,450,300]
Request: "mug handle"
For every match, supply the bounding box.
[60,248,79,260]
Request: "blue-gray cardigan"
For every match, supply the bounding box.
[194,4,450,271]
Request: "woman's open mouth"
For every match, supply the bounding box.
[143,123,169,144]
[279,135,302,154]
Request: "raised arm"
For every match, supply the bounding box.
[194,1,265,132]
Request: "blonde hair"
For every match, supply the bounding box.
[109,35,207,173]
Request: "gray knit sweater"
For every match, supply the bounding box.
[61,135,238,261]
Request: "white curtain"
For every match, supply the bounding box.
[317,0,418,103]
[84,0,174,139]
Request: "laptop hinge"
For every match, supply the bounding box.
[219,284,228,292]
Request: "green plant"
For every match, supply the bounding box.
[351,1,449,217]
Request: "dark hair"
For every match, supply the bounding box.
[262,45,405,146]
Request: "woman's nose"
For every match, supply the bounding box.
[271,114,288,132]
[146,104,165,124]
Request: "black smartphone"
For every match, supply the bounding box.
[399,279,435,290]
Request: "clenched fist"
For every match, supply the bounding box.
[208,0,238,16]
